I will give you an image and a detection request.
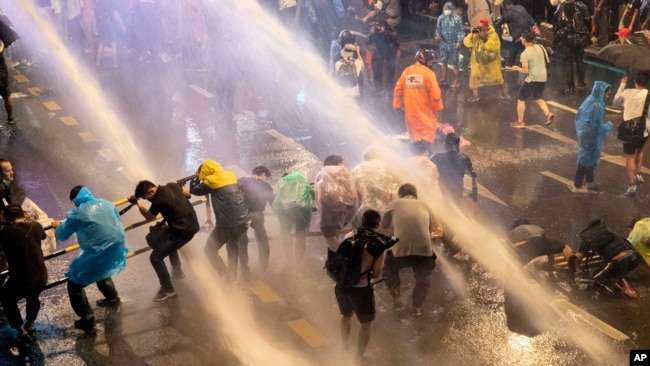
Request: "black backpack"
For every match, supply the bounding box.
[325,231,369,287]
[336,59,359,87]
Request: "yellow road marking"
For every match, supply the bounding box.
[78,131,98,142]
[13,74,28,83]
[27,87,41,96]
[249,281,281,303]
[60,116,78,126]
[287,319,330,348]
[43,101,61,111]
[551,299,629,341]
[97,148,117,161]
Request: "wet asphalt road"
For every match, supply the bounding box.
[1,7,650,366]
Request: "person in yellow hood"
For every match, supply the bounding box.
[393,49,444,145]
[190,160,251,281]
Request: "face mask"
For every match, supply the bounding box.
[444,9,452,16]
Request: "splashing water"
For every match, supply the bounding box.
[7,0,628,364]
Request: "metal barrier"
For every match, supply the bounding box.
[0,185,208,286]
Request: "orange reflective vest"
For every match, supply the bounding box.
[393,63,443,143]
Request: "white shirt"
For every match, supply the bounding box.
[613,84,649,121]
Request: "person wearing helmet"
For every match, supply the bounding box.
[330,29,357,75]
[463,17,510,102]
[393,49,444,145]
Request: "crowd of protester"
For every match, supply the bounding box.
[1,1,650,364]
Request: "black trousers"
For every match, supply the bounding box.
[1,279,43,328]
[67,277,119,321]
[561,43,585,88]
[384,251,436,309]
[574,164,595,187]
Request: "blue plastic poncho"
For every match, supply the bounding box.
[435,2,465,50]
[56,186,128,286]
[574,80,612,167]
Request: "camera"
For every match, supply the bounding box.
[374,232,400,249]
[471,27,480,34]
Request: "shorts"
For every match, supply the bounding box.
[335,284,375,323]
[278,206,312,233]
[438,43,460,66]
[319,203,355,238]
[623,136,647,155]
[517,81,546,101]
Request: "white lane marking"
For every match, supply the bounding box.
[526,125,650,175]
[539,171,573,187]
[464,175,508,206]
[547,101,578,114]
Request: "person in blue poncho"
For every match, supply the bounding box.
[52,185,128,332]
[572,81,612,193]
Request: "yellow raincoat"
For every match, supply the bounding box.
[197,159,238,189]
[627,218,650,266]
[463,26,504,89]
[393,62,443,143]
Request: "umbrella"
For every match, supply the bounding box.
[0,17,18,49]
[596,43,650,70]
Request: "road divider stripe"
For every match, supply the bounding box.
[98,148,118,161]
[78,131,98,143]
[60,116,78,126]
[287,319,330,348]
[249,281,281,303]
[527,125,650,174]
[547,101,577,114]
[43,101,61,111]
[540,170,573,188]
[551,299,629,341]
[27,87,41,96]
[13,74,29,83]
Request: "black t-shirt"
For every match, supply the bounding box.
[431,151,474,201]
[150,183,200,240]
[238,177,274,213]
[0,221,47,287]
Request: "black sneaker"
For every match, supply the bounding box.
[19,332,32,344]
[7,116,14,124]
[577,82,587,90]
[96,297,121,308]
[74,318,96,332]
[564,88,574,95]
[153,288,176,302]
[24,322,36,335]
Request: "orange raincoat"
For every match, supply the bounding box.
[393,62,443,143]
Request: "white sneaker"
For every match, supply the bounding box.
[571,186,589,194]
[635,174,644,184]
[625,185,637,195]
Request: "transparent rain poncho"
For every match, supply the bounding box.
[314,165,357,209]
[56,186,128,286]
[350,158,400,214]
